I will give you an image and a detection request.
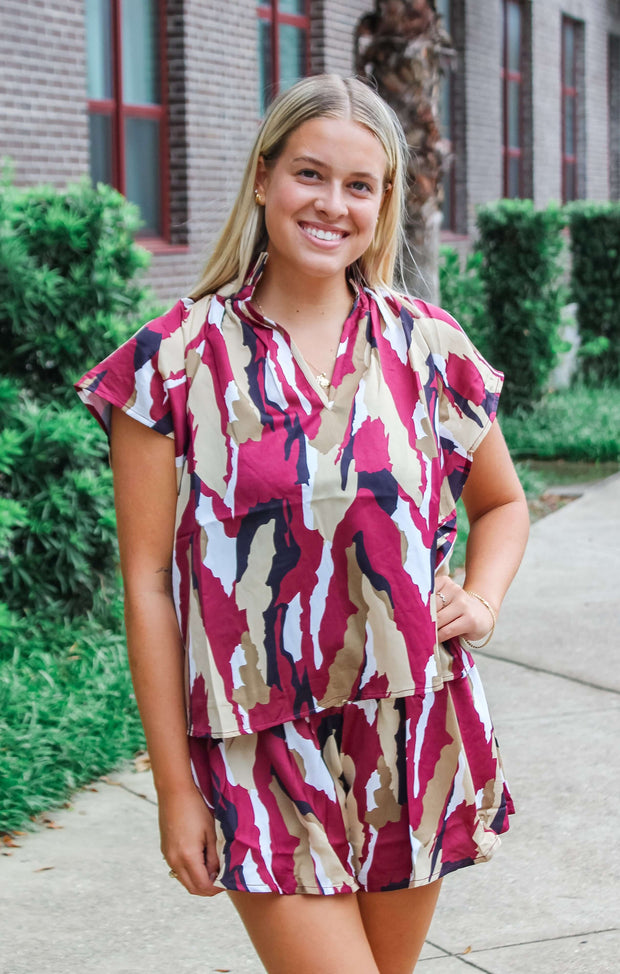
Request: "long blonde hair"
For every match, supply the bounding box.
[189,74,408,301]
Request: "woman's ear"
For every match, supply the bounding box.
[254,156,268,199]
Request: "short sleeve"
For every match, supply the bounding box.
[74,299,192,459]
[413,300,503,456]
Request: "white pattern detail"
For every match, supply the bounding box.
[310,841,337,893]
[365,769,381,812]
[468,666,493,743]
[412,658,437,797]
[230,642,245,691]
[224,380,241,423]
[208,297,226,329]
[301,443,319,528]
[408,825,423,872]
[196,494,236,596]
[282,594,303,663]
[163,374,187,393]
[375,291,408,363]
[264,354,289,410]
[310,542,333,669]
[271,331,312,413]
[392,496,432,604]
[358,622,378,692]
[128,359,158,422]
[249,790,282,892]
[351,379,369,435]
[284,723,337,800]
[223,439,238,517]
[444,752,467,819]
[357,825,379,887]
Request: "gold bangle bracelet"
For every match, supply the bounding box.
[462,591,497,649]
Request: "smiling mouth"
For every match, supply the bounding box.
[300,223,347,242]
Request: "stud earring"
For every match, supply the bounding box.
[254,189,264,205]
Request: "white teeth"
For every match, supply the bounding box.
[303,225,343,241]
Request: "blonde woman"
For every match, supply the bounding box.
[77,75,529,974]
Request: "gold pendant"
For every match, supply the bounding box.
[317,372,330,389]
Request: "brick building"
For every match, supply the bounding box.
[1,1,619,302]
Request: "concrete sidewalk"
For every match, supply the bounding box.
[2,475,619,974]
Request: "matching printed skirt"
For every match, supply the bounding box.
[189,667,514,895]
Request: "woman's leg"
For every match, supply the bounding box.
[357,880,443,974]
[228,891,381,974]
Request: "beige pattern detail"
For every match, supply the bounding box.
[222,733,259,792]
[362,576,413,690]
[232,632,272,712]
[269,777,353,893]
[190,363,230,498]
[340,752,364,873]
[365,755,402,830]
[309,444,357,542]
[234,519,276,699]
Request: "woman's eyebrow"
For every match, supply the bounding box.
[291,155,380,181]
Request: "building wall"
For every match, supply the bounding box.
[464,0,503,234]
[1,0,619,302]
[532,0,620,206]
[151,0,370,303]
[0,0,89,186]
[311,0,369,75]
[151,0,260,301]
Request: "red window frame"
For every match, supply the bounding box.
[561,16,579,203]
[436,0,456,232]
[87,0,171,244]
[501,0,524,198]
[257,1,311,112]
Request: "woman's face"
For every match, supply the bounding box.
[255,116,388,287]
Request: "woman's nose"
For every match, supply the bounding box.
[314,182,347,218]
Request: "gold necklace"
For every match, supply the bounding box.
[252,297,336,390]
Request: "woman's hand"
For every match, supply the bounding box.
[159,784,222,897]
[435,576,496,645]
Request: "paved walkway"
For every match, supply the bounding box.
[2,475,619,974]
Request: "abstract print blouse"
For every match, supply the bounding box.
[76,261,503,739]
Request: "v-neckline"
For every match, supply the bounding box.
[228,261,372,418]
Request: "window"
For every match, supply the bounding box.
[501,0,524,198]
[561,16,586,203]
[86,0,168,239]
[436,0,454,229]
[610,35,620,200]
[257,1,310,116]
[562,17,580,202]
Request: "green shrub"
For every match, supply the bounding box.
[0,379,118,617]
[439,246,492,358]
[567,201,620,381]
[0,178,152,406]
[0,178,158,831]
[476,200,566,413]
[0,179,158,617]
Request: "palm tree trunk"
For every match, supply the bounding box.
[356,0,453,303]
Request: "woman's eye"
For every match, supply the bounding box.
[350,181,372,193]
[297,169,320,179]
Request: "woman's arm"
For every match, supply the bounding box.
[436,420,529,644]
[110,406,221,896]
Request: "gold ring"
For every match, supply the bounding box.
[168,869,179,879]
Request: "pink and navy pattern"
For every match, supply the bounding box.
[189,685,513,894]
[76,258,503,740]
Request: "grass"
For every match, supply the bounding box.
[451,383,620,570]
[0,596,144,834]
[501,383,620,462]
